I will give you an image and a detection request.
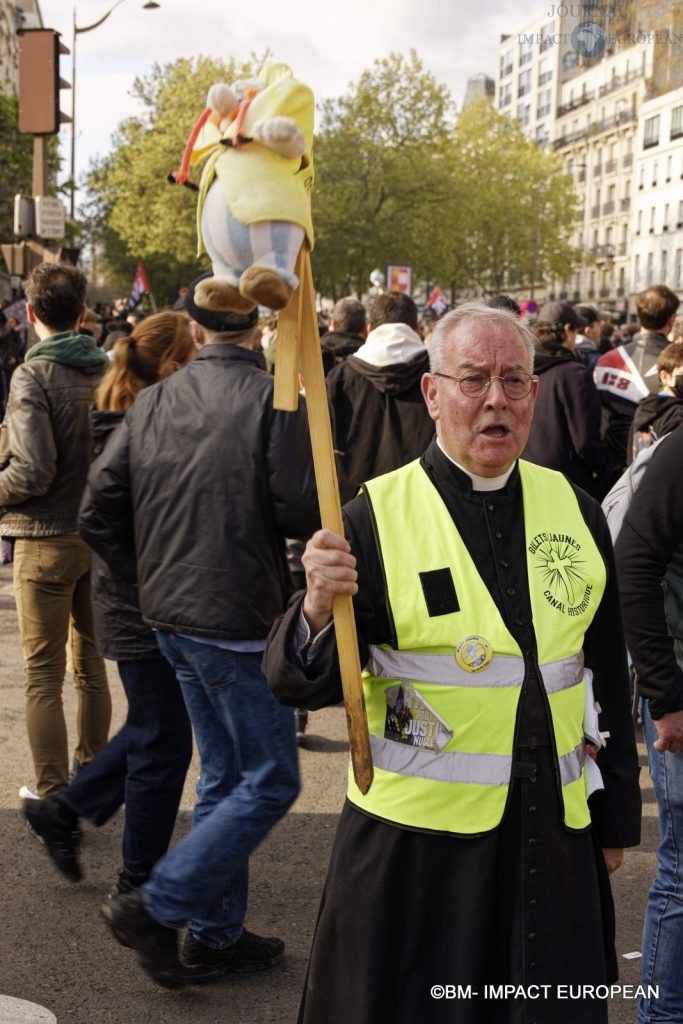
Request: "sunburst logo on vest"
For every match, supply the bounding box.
[455,635,493,673]
[531,536,593,616]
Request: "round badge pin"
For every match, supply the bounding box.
[455,635,493,673]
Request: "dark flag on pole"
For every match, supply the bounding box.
[125,262,153,312]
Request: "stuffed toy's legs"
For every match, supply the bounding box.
[197,180,304,312]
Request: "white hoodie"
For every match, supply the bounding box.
[353,323,425,367]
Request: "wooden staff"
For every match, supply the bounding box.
[274,246,373,795]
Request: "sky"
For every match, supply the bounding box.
[39,0,549,203]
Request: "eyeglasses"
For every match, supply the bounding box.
[433,371,538,400]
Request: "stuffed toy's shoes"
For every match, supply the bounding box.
[194,278,257,314]
[239,267,293,310]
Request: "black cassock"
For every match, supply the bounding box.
[264,440,641,1024]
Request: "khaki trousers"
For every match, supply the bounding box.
[13,535,111,797]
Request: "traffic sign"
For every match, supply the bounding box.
[34,196,66,239]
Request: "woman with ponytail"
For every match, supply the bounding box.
[24,311,198,896]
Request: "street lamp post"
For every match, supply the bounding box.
[69,0,159,221]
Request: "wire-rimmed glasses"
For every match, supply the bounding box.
[433,371,538,400]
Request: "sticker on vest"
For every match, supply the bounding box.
[384,683,453,751]
[528,533,593,617]
[455,634,493,673]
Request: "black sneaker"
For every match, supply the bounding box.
[181,929,285,974]
[296,709,308,736]
[23,797,82,882]
[102,890,221,989]
[101,871,146,946]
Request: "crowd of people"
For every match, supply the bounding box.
[0,261,682,1023]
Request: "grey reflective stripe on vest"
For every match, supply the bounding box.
[540,653,584,694]
[370,736,586,788]
[370,735,513,785]
[367,646,584,694]
[558,743,586,786]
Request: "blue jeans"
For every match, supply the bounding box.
[62,656,192,882]
[640,701,683,1024]
[145,635,299,948]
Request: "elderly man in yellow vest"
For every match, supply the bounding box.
[264,302,641,1024]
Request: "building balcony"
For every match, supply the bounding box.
[593,245,616,262]
[599,288,610,298]
[603,201,615,215]
[595,109,636,135]
[591,205,601,218]
[619,243,627,256]
[623,154,633,169]
[596,67,643,99]
[620,197,630,211]
[557,92,593,117]
[593,164,602,177]
[605,159,616,174]
[553,110,635,150]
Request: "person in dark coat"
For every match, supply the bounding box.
[523,301,615,500]
[23,312,196,891]
[264,302,640,1024]
[627,342,683,462]
[326,291,434,504]
[320,297,367,369]
[594,284,680,473]
[614,423,683,1024]
[0,315,23,417]
[79,273,320,988]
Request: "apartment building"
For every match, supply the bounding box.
[497,9,581,148]
[0,0,42,95]
[553,42,651,311]
[496,1,683,315]
[631,86,683,300]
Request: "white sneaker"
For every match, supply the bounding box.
[19,785,39,801]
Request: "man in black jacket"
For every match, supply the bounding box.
[615,424,683,1024]
[81,273,320,987]
[594,284,680,473]
[326,291,434,503]
[320,297,367,368]
[0,263,110,799]
[523,301,615,500]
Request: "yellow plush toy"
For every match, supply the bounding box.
[169,63,314,313]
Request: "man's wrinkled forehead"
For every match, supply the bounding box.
[446,321,530,370]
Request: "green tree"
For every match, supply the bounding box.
[311,51,455,299]
[0,94,60,244]
[83,54,267,305]
[446,101,582,297]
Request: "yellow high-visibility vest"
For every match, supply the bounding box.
[347,459,606,835]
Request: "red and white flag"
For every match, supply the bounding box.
[424,286,448,317]
[125,262,152,312]
[594,346,649,406]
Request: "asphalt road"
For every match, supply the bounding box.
[0,564,657,1024]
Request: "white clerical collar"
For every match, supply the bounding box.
[436,437,516,491]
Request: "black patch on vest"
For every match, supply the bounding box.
[419,568,459,616]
